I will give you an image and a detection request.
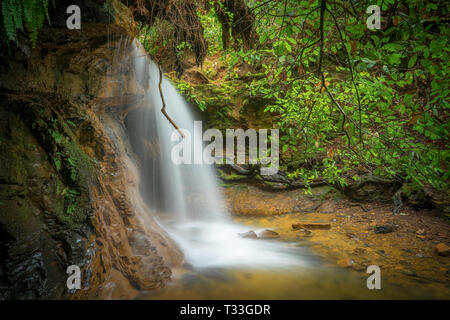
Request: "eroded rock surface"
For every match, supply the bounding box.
[0,2,182,299]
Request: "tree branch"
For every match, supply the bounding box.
[158,65,185,139]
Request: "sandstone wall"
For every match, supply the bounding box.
[0,1,182,299]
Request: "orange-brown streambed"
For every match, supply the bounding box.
[139,215,449,299]
[139,184,449,300]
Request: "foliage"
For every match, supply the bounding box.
[38,113,94,226]
[207,0,449,192]
[176,81,208,111]
[198,3,223,54]
[1,0,50,46]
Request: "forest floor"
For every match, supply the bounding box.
[223,182,450,297]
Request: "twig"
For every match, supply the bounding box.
[158,65,185,138]
[317,0,326,77]
[326,7,363,145]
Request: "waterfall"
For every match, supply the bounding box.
[126,40,306,269]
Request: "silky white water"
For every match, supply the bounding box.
[130,40,308,269]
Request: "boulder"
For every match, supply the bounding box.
[296,228,313,237]
[373,225,396,234]
[258,229,280,239]
[239,230,257,239]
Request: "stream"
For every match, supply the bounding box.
[124,40,447,300]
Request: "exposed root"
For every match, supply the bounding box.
[125,0,207,74]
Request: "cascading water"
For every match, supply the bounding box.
[122,41,448,301]
[127,40,308,269]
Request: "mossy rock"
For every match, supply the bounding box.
[0,94,95,231]
[217,168,249,182]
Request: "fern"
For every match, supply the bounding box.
[2,0,17,41]
[1,0,50,46]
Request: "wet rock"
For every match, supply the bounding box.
[317,200,336,213]
[296,228,312,237]
[292,222,331,230]
[258,229,280,239]
[337,258,354,268]
[435,243,450,257]
[373,225,396,234]
[223,184,305,216]
[0,110,94,299]
[239,230,257,239]
[292,200,322,213]
[0,13,184,299]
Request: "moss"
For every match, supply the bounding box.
[2,95,95,231]
[61,138,95,187]
[0,114,28,186]
[169,74,248,131]
[218,168,248,182]
[53,131,95,229]
[218,181,234,188]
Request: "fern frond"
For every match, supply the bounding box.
[2,0,17,41]
[1,0,50,46]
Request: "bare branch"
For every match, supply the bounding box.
[158,65,185,139]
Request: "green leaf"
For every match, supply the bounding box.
[408,54,418,68]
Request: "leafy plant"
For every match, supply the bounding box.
[213,0,449,193]
[1,0,50,46]
[176,81,207,111]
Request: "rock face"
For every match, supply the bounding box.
[0,107,94,299]
[223,184,338,216]
[0,1,182,299]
